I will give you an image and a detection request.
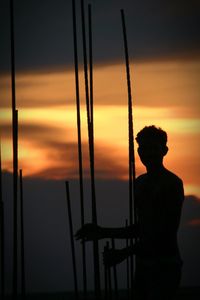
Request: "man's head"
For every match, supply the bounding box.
[136,126,168,170]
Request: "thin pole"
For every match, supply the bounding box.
[88,4,98,227]
[103,244,108,300]
[65,181,79,299]
[88,4,93,127]
[88,4,101,297]
[10,0,18,297]
[13,109,18,298]
[120,9,136,296]
[106,242,112,300]
[19,170,26,299]
[81,0,91,126]
[71,0,87,296]
[125,219,130,298]
[0,139,5,299]
[80,1,101,297]
[111,239,118,300]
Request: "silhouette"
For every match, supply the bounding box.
[76,125,184,299]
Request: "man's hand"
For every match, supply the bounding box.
[103,248,126,267]
[75,223,103,241]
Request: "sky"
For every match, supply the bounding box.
[0,0,200,294]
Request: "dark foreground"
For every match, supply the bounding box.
[3,287,200,299]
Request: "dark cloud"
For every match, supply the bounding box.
[0,0,199,73]
[1,123,63,137]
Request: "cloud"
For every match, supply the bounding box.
[181,195,200,228]
[31,139,128,180]
[0,0,199,73]
[187,219,200,226]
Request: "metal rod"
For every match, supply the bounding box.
[111,239,118,300]
[81,0,91,126]
[88,4,101,297]
[125,219,130,298]
[10,0,18,297]
[120,9,136,296]
[88,4,93,128]
[71,0,87,296]
[19,169,26,299]
[87,4,98,227]
[106,242,112,300]
[13,109,18,298]
[0,139,5,299]
[104,244,108,300]
[65,181,79,299]
[80,1,101,297]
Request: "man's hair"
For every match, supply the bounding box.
[136,125,167,146]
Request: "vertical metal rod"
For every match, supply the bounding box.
[120,9,136,297]
[71,0,87,296]
[0,139,5,299]
[88,4,101,297]
[87,4,98,227]
[104,244,108,300]
[13,109,18,298]
[10,0,18,297]
[80,0,101,297]
[81,0,91,126]
[19,170,26,299]
[111,239,118,300]
[125,219,130,298]
[88,4,93,127]
[65,181,79,299]
[10,0,16,113]
[106,242,112,300]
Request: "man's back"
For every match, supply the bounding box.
[135,167,184,258]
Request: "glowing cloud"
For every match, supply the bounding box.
[0,58,199,196]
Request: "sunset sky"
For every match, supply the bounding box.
[0,0,200,292]
[1,58,200,197]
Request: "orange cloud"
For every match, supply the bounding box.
[0,57,199,197]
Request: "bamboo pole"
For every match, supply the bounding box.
[120,9,136,297]
[10,0,18,297]
[80,0,101,297]
[19,170,26,299]
[65,181,79,299]
[0,139,5,299]
[71,0,87,296]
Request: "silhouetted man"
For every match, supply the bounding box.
[76,125,184,300]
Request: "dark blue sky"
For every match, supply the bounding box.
[0,0,200,73]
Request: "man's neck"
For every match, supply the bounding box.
[146,164,165,175]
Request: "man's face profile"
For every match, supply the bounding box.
[137,139,168,169]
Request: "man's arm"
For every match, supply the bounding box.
[75,223,139,241]
[103,244,137,267]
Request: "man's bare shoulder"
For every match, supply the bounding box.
[162,169,183,186]
[135,173,148,187]
[135,169,183,188]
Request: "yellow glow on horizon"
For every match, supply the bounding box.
[1,57,199,196]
